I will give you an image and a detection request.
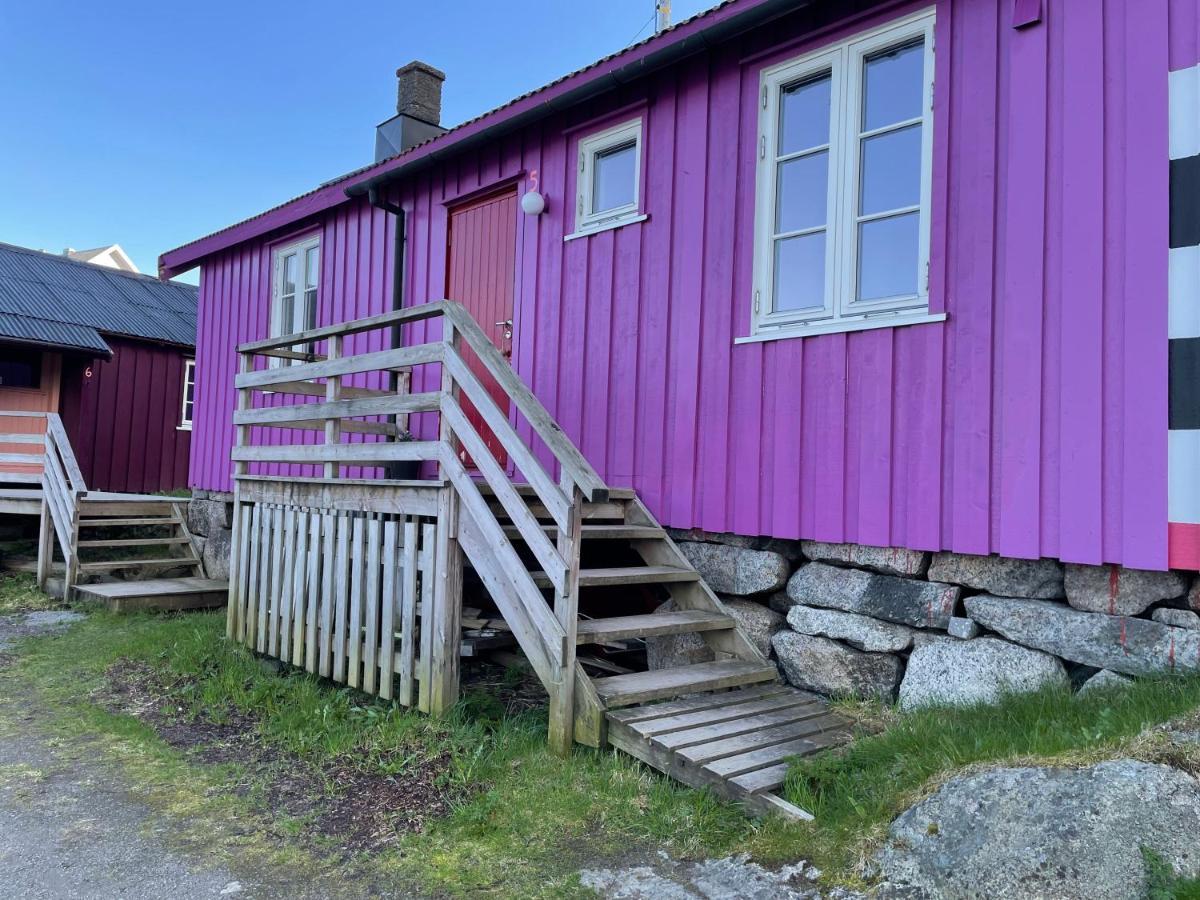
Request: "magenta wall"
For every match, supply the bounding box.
[190,0,1173,569]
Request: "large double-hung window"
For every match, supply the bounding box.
[749,10,937,339]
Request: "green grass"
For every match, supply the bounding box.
[6,563,1200,894]
[3,609,803,897]
[0,571,59,613]
[1145,849,1200,899]
[784,678,1200,877]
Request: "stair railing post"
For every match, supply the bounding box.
[35,497,52,589]
[429,318,464,714]
[324,334,342,480]
[229,349,253,639]
[548,478,583,755]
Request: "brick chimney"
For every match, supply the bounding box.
[376,61,447,162]
[395,61,445,126]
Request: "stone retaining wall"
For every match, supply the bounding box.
[665,528,1200,708]
[187,491,234,581]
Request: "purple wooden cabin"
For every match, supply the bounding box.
[162,0,1200,576]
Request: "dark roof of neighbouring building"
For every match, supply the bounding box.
[0,242,197,356]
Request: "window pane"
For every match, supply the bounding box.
[776,151,828,234]
[304,246,319,290]
[779,73,831,155]
[303,289,318,329]
[862,40,924,132]
[592,140,637,213]
[857,212,919,301]
[859,124,922,216]
[0,349,41,388]
[773,232,826,312]
[281,252,297,295]
[280,295,295,334]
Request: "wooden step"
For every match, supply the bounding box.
[592,660,778,708]
[75,577,228,613]
[78,516,179,527]
[501,524,665,541]
[77,536,191,549]
[78,556,200,572]
[532,565,699,589]
[576,610,733,644]
[604,685,852,820]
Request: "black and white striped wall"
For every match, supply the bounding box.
[1171,61,1200,569]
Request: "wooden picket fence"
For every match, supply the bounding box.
[227,502,439,707]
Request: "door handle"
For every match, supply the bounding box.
[495,319,513,340]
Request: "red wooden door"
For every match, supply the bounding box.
[446,188,517,467]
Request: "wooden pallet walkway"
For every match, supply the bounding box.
[75,577,228,613]
[605,684,853,819]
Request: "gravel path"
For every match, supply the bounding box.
[0,610,344,900]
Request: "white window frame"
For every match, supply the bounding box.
[179,359,195,430]
[270,235,320,365]
[570,117,644,237]
[745,8,940,342]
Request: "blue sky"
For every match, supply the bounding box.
[0,1,718,284]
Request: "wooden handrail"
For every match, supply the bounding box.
[238,301,450,354]
[45,413,86,494]
[442,301,607,502]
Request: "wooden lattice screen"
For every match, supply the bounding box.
[227,503,439,708]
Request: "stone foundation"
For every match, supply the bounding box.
[187,491,235,581]
[665,528,1200,709]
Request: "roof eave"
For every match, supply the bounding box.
[158,0,809,279]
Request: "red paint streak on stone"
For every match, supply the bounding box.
[1108,565,1120,616]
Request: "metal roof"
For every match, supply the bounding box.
[0,242,197,354]
[160,0,806,276]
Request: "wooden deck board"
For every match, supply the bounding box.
[593,661,778,707]
[605,684,852,820]
[76,577,229,613]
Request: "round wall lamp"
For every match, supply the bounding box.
[520,190,546,215]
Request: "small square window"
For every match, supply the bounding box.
[0,349,42,389]
[574,118,643,234]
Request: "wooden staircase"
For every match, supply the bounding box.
[486,488,848,817]
[224,300,848,818]
[1,409,226,610]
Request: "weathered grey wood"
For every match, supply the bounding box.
[0,433,43,443]
[235,343,441,390]
[347,516,366,689]
[304,510,321,673]
[235,477,440,517]
[278,509,297,662]
[234,392,440,427]
[363,517,382,695]
[576,610,734,644]
[441,395,567,593]
[441,349,570,530]
[245,504,262,649]
[605,685,790,725]
[592,661,778,708]
[397,521,420,706]
[318,512,335,678]
[379,521,399,701]
[674,714,847,765]
[0,452,43,466]
[267,507,284,657]
[290,512,310,668]
[78,557,200,572]
[249,417,400,437]
[76,577,229,613]
[247,379,394,401]
[228,500,248,641]
[726,763,793,796]
[35,498,52,589]
[256,506,272,653]
[45,414,86,491]
[531,566,699,589]
[416,522,436,713]
[443,302,607,501]
[76,536,190,548]
[238,300,448,353]
[231,440,440,466]
[440,448,564,668]
[77,516,178,527]
[323,333,343,479]
[549,480,584,755]
[332,515,350,682]
[428,486,462,715]
[634,694,822,742]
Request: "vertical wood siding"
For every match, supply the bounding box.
[58,337,192,493]
[190,0,1174,569]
